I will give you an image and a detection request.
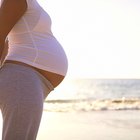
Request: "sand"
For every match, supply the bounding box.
[0,110,139,140]
[37,110,140,140]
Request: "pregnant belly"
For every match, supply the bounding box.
[5,60,65,88]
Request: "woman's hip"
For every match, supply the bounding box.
[0,63,54,104]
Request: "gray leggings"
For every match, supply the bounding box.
[0,63,54,140]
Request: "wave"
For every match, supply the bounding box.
[44,97,140,112]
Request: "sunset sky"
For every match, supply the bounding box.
[38,0,140,79]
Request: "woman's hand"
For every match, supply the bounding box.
[0,39,8,65]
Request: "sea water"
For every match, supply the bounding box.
[37,79,140,140]
[0,79,139,140]
[45,79,140,112]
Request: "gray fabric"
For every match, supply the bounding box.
[0,63,54,140]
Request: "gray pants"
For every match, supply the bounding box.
[0,63,54,140]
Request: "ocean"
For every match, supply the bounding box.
[36,79,140,140]
[44,79,140,112]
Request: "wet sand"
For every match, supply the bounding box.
[0,110,139,140]
[37,110,140,140]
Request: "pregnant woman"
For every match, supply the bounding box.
[0,0,68,140]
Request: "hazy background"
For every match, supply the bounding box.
[38,0,140,79]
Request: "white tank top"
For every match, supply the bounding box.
[3,0,68,76]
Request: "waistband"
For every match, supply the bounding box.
[2,62,54,92]
[33,66,54,91]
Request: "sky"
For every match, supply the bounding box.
[38,0,140,79]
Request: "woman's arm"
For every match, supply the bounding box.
[0,0,27,60]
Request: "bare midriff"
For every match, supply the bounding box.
[5,60,64,88]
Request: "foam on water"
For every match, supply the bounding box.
[45,79,140,112]
[44,98,140,112]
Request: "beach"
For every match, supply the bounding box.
[0,107,139,140]
[0,79,139,140]
[37,110,140,140]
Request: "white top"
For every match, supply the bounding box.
[1,0,68,76]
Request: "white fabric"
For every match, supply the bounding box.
[4,0,68,75]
